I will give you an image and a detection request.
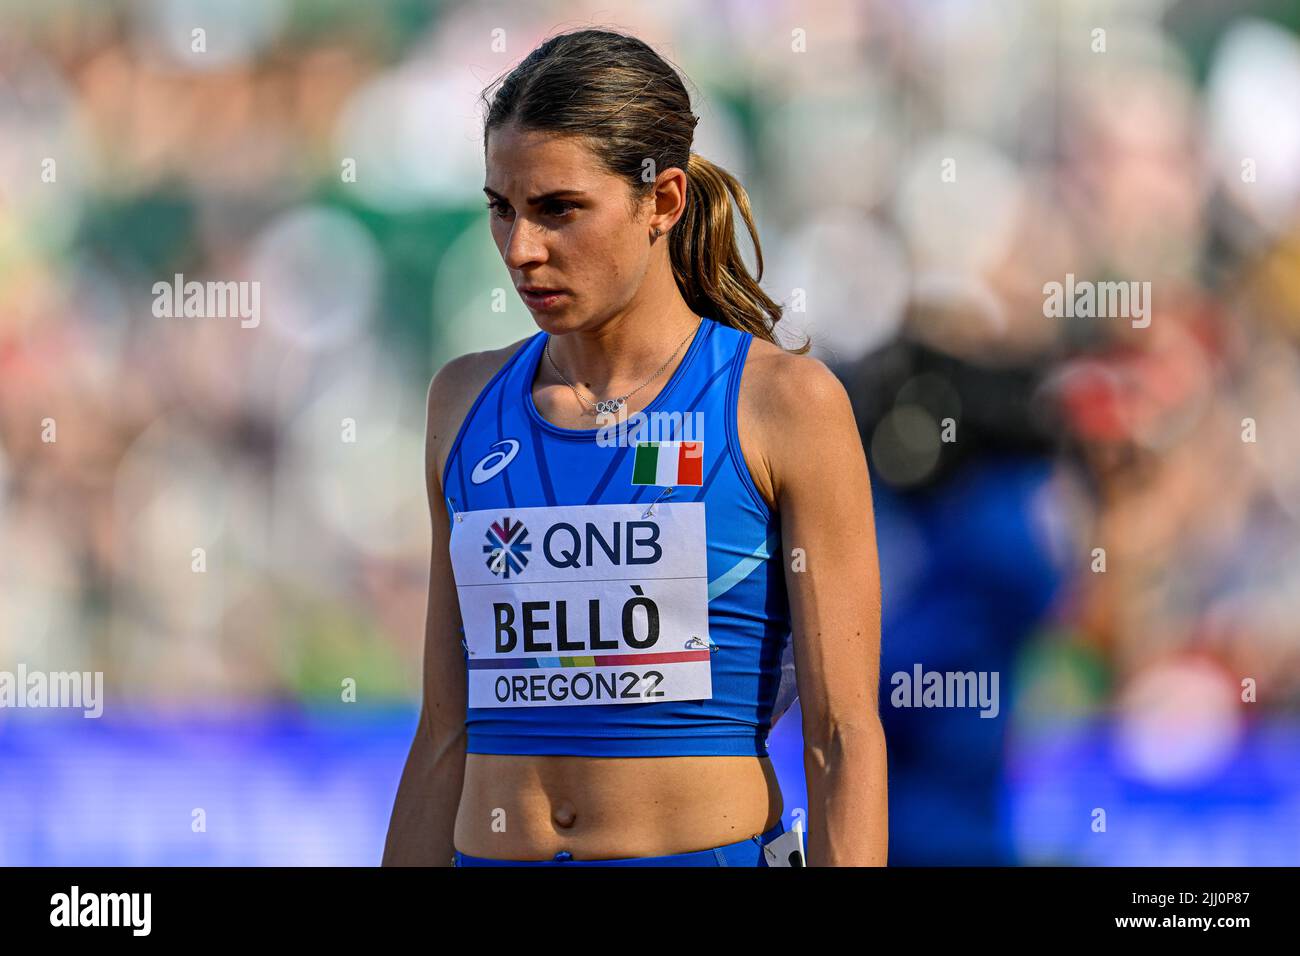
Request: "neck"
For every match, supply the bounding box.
[544,300,703,400]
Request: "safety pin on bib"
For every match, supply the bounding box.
[446,496,464,523]
[641,486,675,519]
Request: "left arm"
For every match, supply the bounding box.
[751,353,887,866]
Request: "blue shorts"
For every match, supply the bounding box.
[453,821,786,867]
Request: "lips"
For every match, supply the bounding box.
[518,286,569,310]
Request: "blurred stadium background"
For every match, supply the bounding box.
[3,0,1300,865]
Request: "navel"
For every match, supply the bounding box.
[552,801,577,828]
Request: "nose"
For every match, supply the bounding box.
[503,217,547,271]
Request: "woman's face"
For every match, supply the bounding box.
[483,123,662,331]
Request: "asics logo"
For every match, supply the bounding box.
[471,439,520,484]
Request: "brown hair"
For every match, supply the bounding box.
[480,28,809,354]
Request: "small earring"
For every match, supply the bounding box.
[651,227,661,238]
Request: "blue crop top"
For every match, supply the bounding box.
[441,316,794,757]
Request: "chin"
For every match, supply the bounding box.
[530,309,586,334]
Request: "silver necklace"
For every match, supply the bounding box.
[545,315,703,416]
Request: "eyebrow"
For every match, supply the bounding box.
[482,186,587,205]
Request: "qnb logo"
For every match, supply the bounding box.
[471,439,520,485]
[484,516,531,578]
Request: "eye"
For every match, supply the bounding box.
[543,200,577,218]
[484,198,576,221]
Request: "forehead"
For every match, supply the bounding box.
[484,125,604,191]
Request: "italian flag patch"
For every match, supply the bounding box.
[631,441,704,486]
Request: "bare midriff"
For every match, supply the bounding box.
[453,753,784,860]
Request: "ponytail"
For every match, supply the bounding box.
[670,154,809,353]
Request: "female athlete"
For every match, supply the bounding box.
[383,28,886,867]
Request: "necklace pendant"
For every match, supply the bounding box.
[595,398,625,415]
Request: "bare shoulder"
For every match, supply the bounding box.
[426,335,533,493]
[740,336,849,413]
[736,336,857,509]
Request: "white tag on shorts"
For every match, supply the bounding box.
[448,501,713,709]
[763,824,806,867]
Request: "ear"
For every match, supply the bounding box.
[648,165,688,237]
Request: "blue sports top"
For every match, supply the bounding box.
[441,316,794,757]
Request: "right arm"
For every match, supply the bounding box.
[381,365,472,866]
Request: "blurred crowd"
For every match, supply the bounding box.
[3,0,1300,862]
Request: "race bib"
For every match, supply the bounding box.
[762,823,806,867]
[448,502,713,708]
